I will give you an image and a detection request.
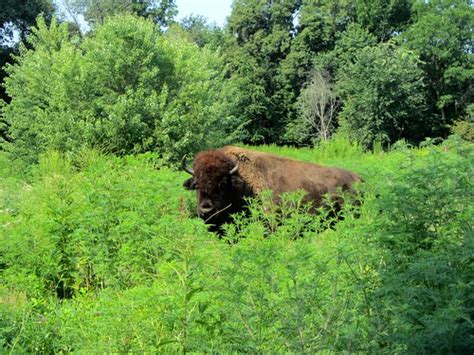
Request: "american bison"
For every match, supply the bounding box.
[182,146,362,228]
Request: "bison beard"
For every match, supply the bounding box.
[182,146,362,232]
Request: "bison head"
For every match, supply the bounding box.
[182,150,248,227]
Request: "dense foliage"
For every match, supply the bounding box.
[2,15,241,162]
[402,0,473,130]
[1,138,472,352]
[337,43,427,148]
[224,0,472,146]
[0,0,54,142]
[1,0,472,152]
[0,0,473,352]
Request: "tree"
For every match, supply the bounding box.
[278,0,356,138]
[179,14,224,49]
[286,69,339,143]
[355,0,413,41]
[2,15,242,162]
[313,23,377,80]
[279,0,412,113]
[337,43,427,148]
[293,0,356,55]
[65,0,177,28]
[401,0,473,133]
[301,70,339,141]
[225,0,417,145]
[225,0,301,143]
[0,0,55,145]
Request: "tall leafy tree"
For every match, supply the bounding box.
[294,0,355,54]
[337,43,427,148]
[2,15,241,162]
[402,0,473,132]
[227,0,417,145]
[282,0,412,92]
[0,0,55,145]
[226,0,301,143]
[284,24,377,144]
[278,0,355,137]
[355,0,413,41]
[313,23,377,79]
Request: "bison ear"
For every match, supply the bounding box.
[183,178,197,190]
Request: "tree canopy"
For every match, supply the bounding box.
[224,0,473,147]
[2,15,242,162]
[1,0,473,152]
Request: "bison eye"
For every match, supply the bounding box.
[218,177,230,189]
[183,178,197,190]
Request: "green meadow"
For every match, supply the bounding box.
[1,137,472,353]
[1,2,472,352]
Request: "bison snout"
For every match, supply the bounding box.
[198,201,214,216]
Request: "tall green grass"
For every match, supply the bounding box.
[1,137,472,352]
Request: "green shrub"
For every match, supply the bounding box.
[2,15,241,163]
[223,189,361,243]
[2,231,223,353]
[214,206,381,352]
[0,150,208,299]
[1,141,472,353]
[337,43,427,149]
[451,118,474,142]
[369,144,474,353]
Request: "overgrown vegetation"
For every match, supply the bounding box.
[0,0,472,352]
[1,138,472,352]
[2,16,242,163]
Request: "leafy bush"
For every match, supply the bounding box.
[223,189,362,242]
[2,15,241,163]
[368,145,474,353]
[1,141,472,353]
[451,118,474,142]
[337,43,427,149]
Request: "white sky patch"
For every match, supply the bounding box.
[175,0,233,27]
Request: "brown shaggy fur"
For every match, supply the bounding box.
[220,146,362,193]
[183,146,363,232]
[193,150,236,193]
[191,146,362,213]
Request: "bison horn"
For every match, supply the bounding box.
[181,155,194,175]
[229,162,239,175]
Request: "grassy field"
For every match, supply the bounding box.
[1,137,473,353]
